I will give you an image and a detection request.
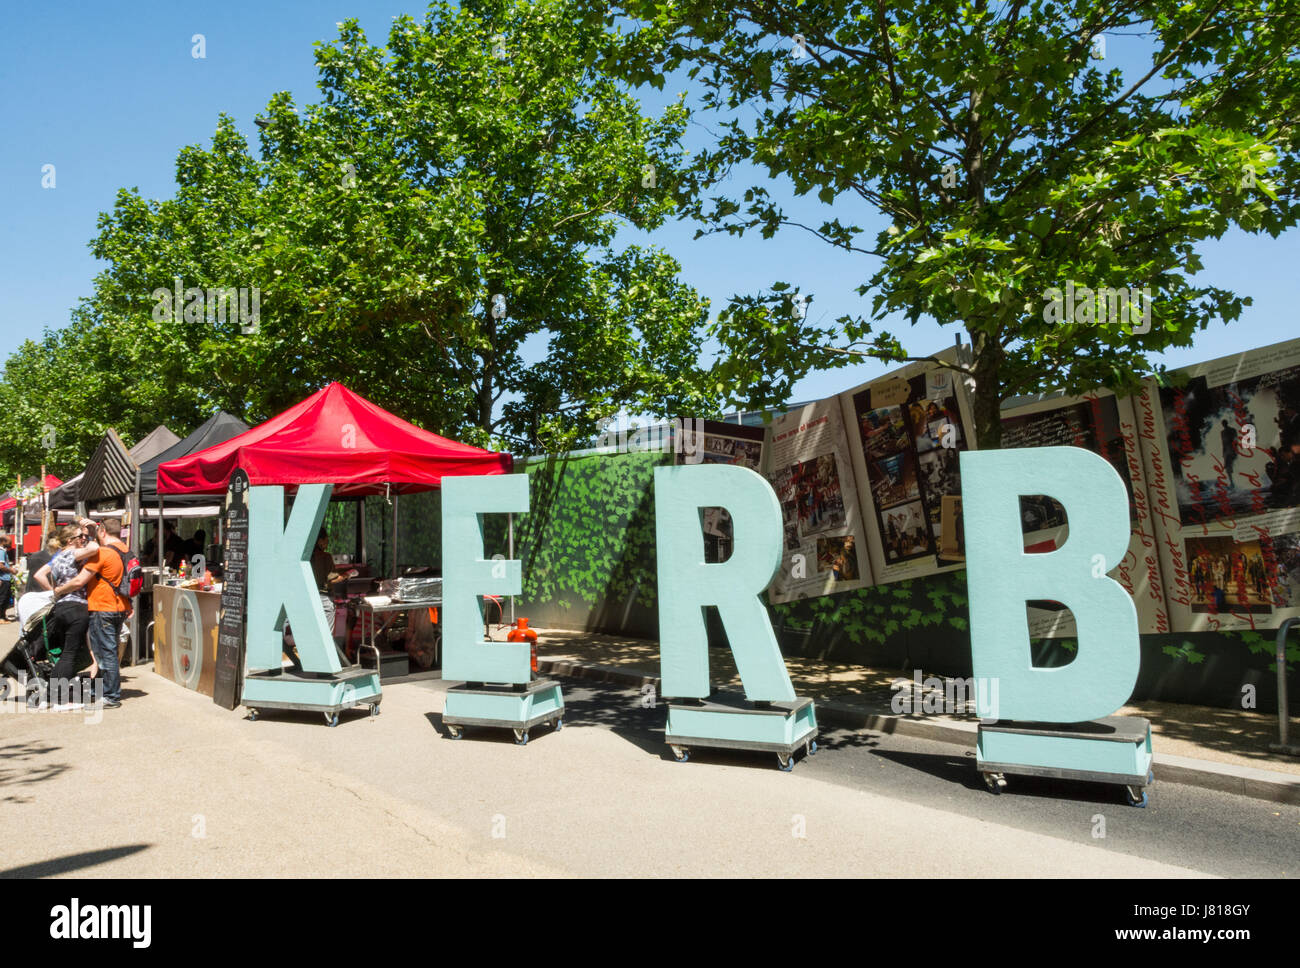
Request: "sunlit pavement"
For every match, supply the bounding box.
[0,664,1241,878]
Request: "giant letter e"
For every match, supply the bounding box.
[441,474,529,684]
[960,446,1139,722]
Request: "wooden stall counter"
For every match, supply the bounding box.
[153,583,223,697]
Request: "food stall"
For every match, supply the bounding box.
[154,383,512,710]
[135,412,249,688]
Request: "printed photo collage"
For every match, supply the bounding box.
[676,337,1300,632]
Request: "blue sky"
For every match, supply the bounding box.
[2,0,1296,420]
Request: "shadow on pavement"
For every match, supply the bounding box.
[0,741,71,789]
[422,711,567,746]
[0,844,151,878]
[814,728,883,752]
[870,747,1137,806]
[0,740,61,760]
[869,748,987,791]
[558,683,666,756]
[243,706,376,728]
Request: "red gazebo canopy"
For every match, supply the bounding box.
[0,474,64,511]
[157,384,512,497]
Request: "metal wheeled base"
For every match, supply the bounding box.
[242,667,382,726]
[665,694,818,771]
[977,715,1154,806]
[442,678,564,745]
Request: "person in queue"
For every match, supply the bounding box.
[0,536,15,622]
[51,517,129,708]
[36,524,98,703]
[25,530,64,594]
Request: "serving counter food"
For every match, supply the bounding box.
[152,582,222,697]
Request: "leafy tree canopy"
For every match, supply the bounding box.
[2,0,720,483]
[600,0,1300,445]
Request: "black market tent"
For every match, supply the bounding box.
[81,425,185,511]
[79,429,135,510]
[129,425,183,466]
[47,473,82,511]
[47,424,181,513]
[137,411,250,508]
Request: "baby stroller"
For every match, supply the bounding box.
[2,598,56,707]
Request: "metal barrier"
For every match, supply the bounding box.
[1270,617,1300,756]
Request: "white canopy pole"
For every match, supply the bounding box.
[390,489,399,578]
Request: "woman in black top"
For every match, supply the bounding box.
[25,532,63,594]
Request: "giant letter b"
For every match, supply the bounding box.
[960,447,1139,722]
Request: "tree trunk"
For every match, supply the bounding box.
[969,327,1003,450]
[476,302,497,437]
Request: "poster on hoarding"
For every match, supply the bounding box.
[763,399,872,603]
[838,353,978,584]
[675,420,767,563]
[999,391,1169,636]
[1136,337,1300,632]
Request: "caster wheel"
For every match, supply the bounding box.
[670,745,689,762]
[982,771,1006,794]
[1147,769,1154,785]
[446,725,462,739]
[806,739,818,756]
[513,728,529,745]
[777,753,794,772]
[325,712,339,727]
[247,708,259,721]
[1126,785,1148,808]
[370,703,381,717]
[554,718,563,731]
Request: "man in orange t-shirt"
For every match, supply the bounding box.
[53,517,129,707]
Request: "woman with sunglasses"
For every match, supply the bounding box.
[34,523,99,704]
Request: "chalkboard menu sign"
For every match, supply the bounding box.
[213,469,250,710]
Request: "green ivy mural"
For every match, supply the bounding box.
[501,450,666,613]
[769,571,969,649]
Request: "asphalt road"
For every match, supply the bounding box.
[558,677,1299,879]
[2,667,1294,877]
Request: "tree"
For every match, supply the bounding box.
[6,0,717,481]
[0,325,127,482]
[600,0,1300,446]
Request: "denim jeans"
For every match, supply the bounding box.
[87,611,125,702]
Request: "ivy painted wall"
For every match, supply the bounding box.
[501,450,665,636]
